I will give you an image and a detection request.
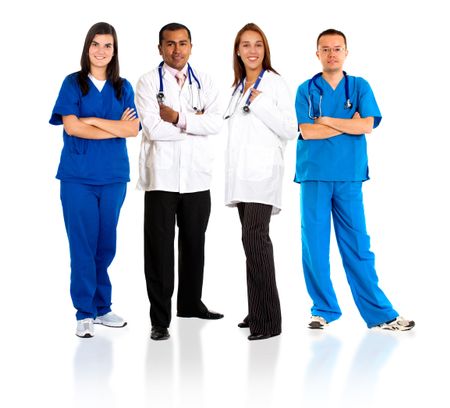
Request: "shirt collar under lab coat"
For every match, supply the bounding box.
[163,62,188,81]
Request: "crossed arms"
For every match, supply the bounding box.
[62,108,140,140]
[299,112,374,140]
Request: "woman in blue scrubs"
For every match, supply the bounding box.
[50,22,139,338]
[295,29,414,331]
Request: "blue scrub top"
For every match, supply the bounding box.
[49,72,137,185]
[294,75,381,183]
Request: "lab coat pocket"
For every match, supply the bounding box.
[237,145,274,182]
[148,143,174,170]
[192,138,213,174]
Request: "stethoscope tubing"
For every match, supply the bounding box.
[157,62,203,111]
[307,71,352,119]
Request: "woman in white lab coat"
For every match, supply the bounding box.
[225,23,298,340]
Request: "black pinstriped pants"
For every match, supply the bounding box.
[237,202,282,335]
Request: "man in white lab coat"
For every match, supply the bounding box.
[135,22,223,341]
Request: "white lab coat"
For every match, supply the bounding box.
[135,64,222,193]
[225,71,298,214]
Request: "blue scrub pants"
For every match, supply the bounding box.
[60,182,126,320]
[300,181,398,327]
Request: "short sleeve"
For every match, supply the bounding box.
[121,78,141,130]
[357,78,382,129]
[49,73,81,126]
[122,79,138,113]
[295,80,313,126]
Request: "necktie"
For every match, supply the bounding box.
[176,71,185,88]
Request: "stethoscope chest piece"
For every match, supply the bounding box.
[223,69,266,119]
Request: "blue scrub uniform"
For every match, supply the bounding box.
[50,73,137,320]
[294,75,398,327]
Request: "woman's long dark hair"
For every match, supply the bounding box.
[232,23,278,87]
[78,22,123,99]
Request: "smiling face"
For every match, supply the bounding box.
[237,30,265,74]
[158,28,192,71]
[316,34,348,74]
[88,34,114,72]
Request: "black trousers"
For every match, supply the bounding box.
[144,190,211,327]
[237,202,282,335]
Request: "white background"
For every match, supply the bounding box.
[1,0,448,407]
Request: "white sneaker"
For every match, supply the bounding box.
[94,312,127,328]
[76,318,94,338]
[308,315,328,329]
[375,316,415,331]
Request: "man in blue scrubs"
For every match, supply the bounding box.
[295,29,414,331]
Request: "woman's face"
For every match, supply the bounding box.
[88,34,114,71]
[237,30,264,72]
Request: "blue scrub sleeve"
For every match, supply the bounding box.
[295,81,314,126]
[49,73,81,126]
[122,79,141,131]
[295,81,314,140]
[357,78,382,129]
[122,79,137,112]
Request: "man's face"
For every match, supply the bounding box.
[158,29,192,70]
[316,34,348,73]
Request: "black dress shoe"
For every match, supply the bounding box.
[177,310,224,320]
[248,332,280,341]
[238,321,249,328]
[151,326,170,341]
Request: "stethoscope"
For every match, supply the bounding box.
[223,69,266,120]
[156,61,203,112]
[308,71,352,119]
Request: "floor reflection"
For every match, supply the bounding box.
[145,327,175,406]
[177,319,206,408]
[302,330,399,408]
[246,336,281,408]
[144,319,206,407]
[303,331,342,407]
[339,331,398,408]
[73,335,115,408]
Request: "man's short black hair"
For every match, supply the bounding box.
[317,29,347,48]
[159,22,192,44]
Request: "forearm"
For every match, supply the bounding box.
[136,87,184,141]
[185,86,223,136]
[140,115,184,141]
[299,123,342,140]
[251,93,298,141]
[62,115,117,140]
[83,117,140,137]
[185,111,223,135]
[316,116,374,135]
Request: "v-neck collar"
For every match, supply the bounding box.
[320,74,345,92]
[88,73,107,93]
